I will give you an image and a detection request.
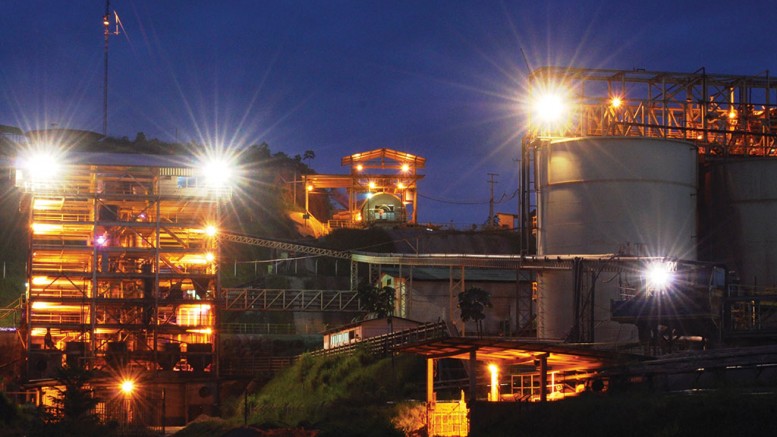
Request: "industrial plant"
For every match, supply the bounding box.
[3,66,777,435]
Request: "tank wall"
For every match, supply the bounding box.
[537,137,698,258]
[536,137,697,342]
[701,160,777,287]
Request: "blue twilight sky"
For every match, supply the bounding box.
[1,1,776,227]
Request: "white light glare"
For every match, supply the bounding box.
[18,150,63,181]
[200,157,234,189]
[534,93,566,123]
[646,261,675,291]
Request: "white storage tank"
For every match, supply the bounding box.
[536,137,698,342]
[700,159,777,287]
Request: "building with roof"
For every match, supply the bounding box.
[303,148,425,230]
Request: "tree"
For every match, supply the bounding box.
[458,287,492,337]
[46,366,106,435]
[357,281,396,319]
[303,150,316,162]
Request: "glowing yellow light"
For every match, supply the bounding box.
[32,198,64,210]
[31,301,52,310]
[186,327,213,335]
[356,164,364,172]
[488,364,499,402]
[368,181,376,189]
[728,110,738,119]
[31,276,50,286]
[204,225,218,237]
[31,223,63,234]
[610,97,623,108]
[397,182,406,189]
[120,379,135,395]
[205,252,215,262]
[401,163,410,172]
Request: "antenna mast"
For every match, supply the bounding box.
[102,0,110,137]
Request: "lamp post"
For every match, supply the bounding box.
[161,387,166,435]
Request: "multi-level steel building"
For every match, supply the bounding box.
[15,149,230,422]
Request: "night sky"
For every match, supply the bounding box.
[1,1,776,226]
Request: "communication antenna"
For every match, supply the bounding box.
[102,0,123,137]
[487,173,498,227]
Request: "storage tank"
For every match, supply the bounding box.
[536,137,698,342]
[700,159,777,287]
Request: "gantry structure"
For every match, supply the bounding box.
[524,66,777,154]
[17,151,228,378]
[303,148,425,228]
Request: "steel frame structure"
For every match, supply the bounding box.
[18,153,226,377]
[525,67,777,156]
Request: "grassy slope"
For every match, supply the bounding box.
[246,350,425,436]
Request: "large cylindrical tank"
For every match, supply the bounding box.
[536,137,698,342]
[700,159,777,287]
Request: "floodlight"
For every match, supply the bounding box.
[120,379,135,395]
[205,252,215,262]
[645,261,675,292]
[356,164,364,172]
[610,96,623,108]
[368,181,376,190]
[401,163,410,172]
[17,150,64,182]
[200,157,233,188]
[204,225,218,237]
[533,93,566,123]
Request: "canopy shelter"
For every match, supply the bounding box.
[304,148,425,227]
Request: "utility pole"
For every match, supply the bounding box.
[487,173,498,228]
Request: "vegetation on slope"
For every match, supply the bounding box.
[243,349,426,436]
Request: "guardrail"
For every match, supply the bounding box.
[222,288,362,312]
[307,320,449,358]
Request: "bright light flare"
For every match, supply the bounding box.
[120,379,135,395]
[488,364,499,402]
[610,96,623,108]
[17,150,64,182]
[533,93,567,123]
[645,261,675,292]
[400,163,410,172]
[200,157,233,188]
[368,181,376,190]
[204,225,218,237]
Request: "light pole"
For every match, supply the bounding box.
[161,387,166,435]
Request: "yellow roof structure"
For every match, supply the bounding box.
[341,148,426,170]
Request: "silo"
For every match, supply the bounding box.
[700,159,777,287]
[536,137,698,342]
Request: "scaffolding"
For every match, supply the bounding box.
[17,152,227,378]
